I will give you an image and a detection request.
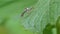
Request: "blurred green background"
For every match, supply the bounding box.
[0,0,38,34]
[0,0,60,34]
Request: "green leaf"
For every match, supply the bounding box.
[0,0,60,34]
[56,16,60,34]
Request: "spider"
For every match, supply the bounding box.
[21,7,34,16]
